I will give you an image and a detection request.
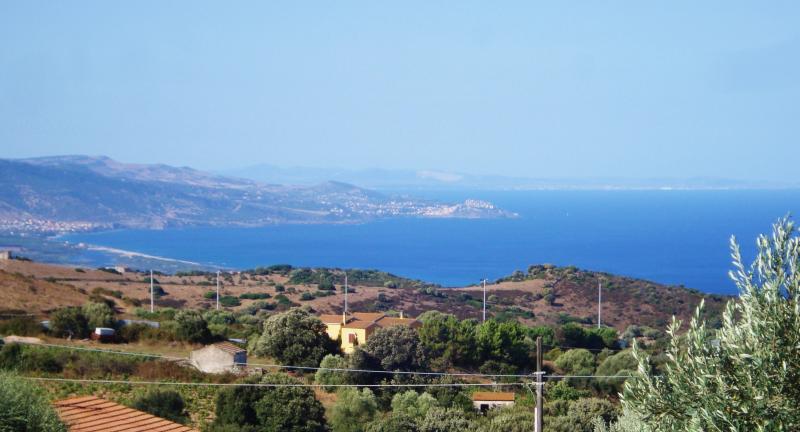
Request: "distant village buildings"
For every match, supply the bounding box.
[319,312,421,353]
[190,342,247,373]
[471,392,516,413]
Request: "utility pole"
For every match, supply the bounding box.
[216,270,221,311]
[535,336,543,432]
[597,280,602,328]
[344,272,348,316]
[149,269,154,313]
[482,278,487,322]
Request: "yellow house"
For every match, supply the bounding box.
[319,312,421,354]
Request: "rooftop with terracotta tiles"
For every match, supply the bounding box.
[54,396,197,432]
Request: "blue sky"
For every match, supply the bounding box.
[1,2,798,181]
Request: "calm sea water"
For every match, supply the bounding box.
[64,190,800,295]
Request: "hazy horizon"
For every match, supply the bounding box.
[2,2,799,182]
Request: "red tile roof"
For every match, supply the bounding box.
[211,341,246,355]
[343,320,377,330]
[319,314,346,324]
[55,396,197,432]
[471,392,516,402]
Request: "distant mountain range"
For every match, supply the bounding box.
[0,156,514,232]
[223,164,800,191]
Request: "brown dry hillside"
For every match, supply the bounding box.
[0,260,729,330]
[0,268,89,314]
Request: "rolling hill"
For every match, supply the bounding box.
[0,156,514,231]
[0,259,729,331]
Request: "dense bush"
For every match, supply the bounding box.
[174,310,211,343]
[0,371,67,432]
[318,280,335,291]
[132,390,188,424]
[254,373,327,431]
[418,312,478,369]
[252,309,338,367]
[0,316,42,336]
[418,407,475,432]
[219,296,241,307]
[363,326,427,371]
[594,350,637,394]
[478,405,535,432]
[554,349,595,386]
[0,343,63,373]
[240,292,271,300]
[330,388,378,432]
[81,302,115,329]
[49,307,90,339]
[391,390,438,418]
[547,397,618,432]
[314,354,349,391]
[475,320,531,369]
[366,413,418,432]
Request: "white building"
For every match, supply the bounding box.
[472,392,516,413]
[189,342,247,374]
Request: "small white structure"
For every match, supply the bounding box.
[0,250,11,260]
[190,342,247,374]
[91,327,115,343]
[472,392,516,413]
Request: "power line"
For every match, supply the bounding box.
[11,341,638,381]
[26,377,532,388]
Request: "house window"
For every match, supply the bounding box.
[348,333,357,344]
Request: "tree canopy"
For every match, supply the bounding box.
[252,309,337,367]
[619,218,800,431]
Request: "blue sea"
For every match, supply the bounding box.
[63,190,800,295]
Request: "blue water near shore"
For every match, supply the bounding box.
[63,190,800,295]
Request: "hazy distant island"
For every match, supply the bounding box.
[0,155,517,234]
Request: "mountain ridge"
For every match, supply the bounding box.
[0,156,515,232]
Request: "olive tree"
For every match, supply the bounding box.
[621,218,800,431]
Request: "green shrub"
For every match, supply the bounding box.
[0,316,42,336]
[240,292,270,300]
[330,388,378,432]
[318,280,335,291]
[252,309,338,367]
[0,371,67,432]
[82,302,115,329]
[300,292,315,301]
[132,390,188,424]
[219,296,241,307]
[315,354,349,391]
[49,307,90,339]
[174,310,211,343]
